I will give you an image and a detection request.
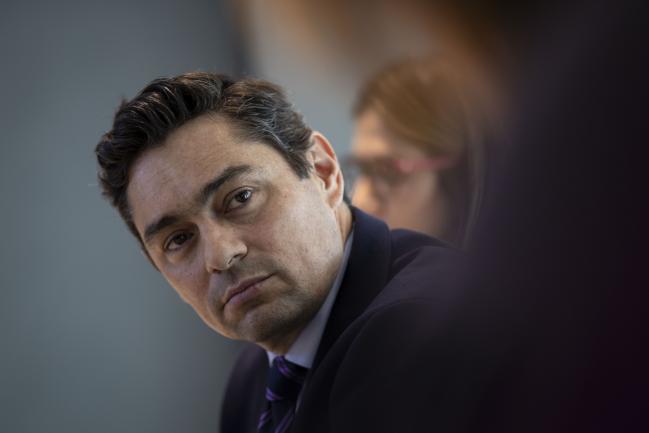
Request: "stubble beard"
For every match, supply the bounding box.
[235,285,327,352]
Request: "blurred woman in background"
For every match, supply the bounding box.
[347,57,487,247]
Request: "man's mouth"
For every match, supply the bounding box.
[223,274,273,306]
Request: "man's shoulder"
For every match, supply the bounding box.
[338,225,466,353]
[309,229,469,433]
[342,211,464,335]
[381,227,463,305]
[335,224,464,353]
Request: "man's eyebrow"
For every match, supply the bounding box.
[196,165,253,206]
[142,165,253,245]
[143,214,180,244]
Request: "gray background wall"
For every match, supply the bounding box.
[0,1,243,432]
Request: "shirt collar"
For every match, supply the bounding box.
[267,230,354,368]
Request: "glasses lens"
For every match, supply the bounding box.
[343,156,407,198]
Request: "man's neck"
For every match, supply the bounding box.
[260,204,353,356]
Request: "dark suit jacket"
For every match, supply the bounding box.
[220,208,479,433]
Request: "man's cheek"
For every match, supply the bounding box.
[165,268,206,305]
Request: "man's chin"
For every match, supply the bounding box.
[234,307,304,349]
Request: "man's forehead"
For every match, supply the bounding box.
[125,116,289,233]
[151,114,240,166]
[126,120,229,207]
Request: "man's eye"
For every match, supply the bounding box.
[235,189,252,203]
[164,232,194,252]
[226,188,254,212]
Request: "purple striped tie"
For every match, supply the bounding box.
[257,356,308,433]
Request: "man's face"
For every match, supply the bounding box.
[126,114,348,352]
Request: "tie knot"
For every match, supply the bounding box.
[265,356,308,402]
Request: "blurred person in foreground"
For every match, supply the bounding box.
[95,72,465,433]
[347,58,487,246]
[307,1,649,431]
[237,0,648,430]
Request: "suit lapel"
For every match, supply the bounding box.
[311,207,393,371]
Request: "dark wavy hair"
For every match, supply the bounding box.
[95,72,314,242]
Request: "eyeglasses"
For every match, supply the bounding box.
[342,155,452,199]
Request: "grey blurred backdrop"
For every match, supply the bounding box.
[0,1,244,432]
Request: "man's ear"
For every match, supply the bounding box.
[308,131,345,208]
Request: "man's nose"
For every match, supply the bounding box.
[202,224,247,273]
